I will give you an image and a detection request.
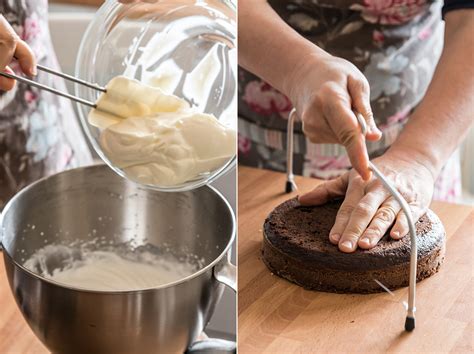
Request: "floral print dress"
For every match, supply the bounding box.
[0,0,92,209]
[238,0,461,202]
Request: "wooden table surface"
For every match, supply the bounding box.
[238,166,473,354]
[0,253,48,353]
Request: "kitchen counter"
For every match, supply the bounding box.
[0,253,47,353]
[238,166,473,353]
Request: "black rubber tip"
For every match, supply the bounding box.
[405,317,415,332]
[285,181,294,193]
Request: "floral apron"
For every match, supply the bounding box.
[0,0,92,209]
[238,0,461,202]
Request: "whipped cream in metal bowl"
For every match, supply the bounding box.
[23,240,206,292]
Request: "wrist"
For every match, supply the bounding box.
[385,143,441,181]
[281,43,331,98]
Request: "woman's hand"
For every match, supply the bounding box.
[285,52,382,180]
[0,15,36,91]
[239,0,380,180]
[299,150,436,253]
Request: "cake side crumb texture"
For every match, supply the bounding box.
[262,198,446,293]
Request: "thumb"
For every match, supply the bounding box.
[298,173,349,206]
[15,39,37,77]
[347,75,381,142]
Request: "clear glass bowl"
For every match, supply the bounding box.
[75,0,236,192]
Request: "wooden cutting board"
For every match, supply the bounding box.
[238,166,473,354]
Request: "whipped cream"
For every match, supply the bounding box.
[88,76,236,186]
[25,246,198,291]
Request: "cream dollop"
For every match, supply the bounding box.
[88,76,236,186]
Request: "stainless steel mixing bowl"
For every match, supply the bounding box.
[0,165,236,354]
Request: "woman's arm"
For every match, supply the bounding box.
[238,0,322,96]
[239,0,381,181]
[300,9,474,253]
[389,9,474,178]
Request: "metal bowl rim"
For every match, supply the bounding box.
[0,164,236,294]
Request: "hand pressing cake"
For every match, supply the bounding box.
[262,198,446,294]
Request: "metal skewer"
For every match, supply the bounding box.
[285,108,418,332]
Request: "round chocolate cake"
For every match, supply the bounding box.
[262,198,446,294]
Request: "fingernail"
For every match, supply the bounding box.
[341,240,353,250]
[330,233,341,242]
[362,170,372,181]
[360,237,371,245]
[370,125,382,134]
[392,231,400,239]
[31,67,37,76]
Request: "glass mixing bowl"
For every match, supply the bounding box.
[75,0,236,192]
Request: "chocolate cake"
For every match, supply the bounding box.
[262,198,446,294]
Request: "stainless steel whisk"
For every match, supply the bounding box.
[285,108,417,332]
[0,63,105,107]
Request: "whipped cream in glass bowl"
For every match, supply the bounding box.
[75,0,236,191]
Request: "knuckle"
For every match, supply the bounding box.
[353,202,373,218]
[364,229,380,239]
[338,127,358,147]
[365,224,383,237]
[351,175,366,188]
[336,57,355,71]
[364,109,375,122]
[319,82,340,98]
[308,92,324,110]
[1,32,18,48]
[352,77,366,90]
[376,206,397,223]
[337,205,353,218]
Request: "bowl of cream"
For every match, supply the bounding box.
[75,0,237,191]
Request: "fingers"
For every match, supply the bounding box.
[0,15,18,71]
[327,102,371,180]
[358,196,401,249]
[15,39,36,76]
[0,15,36,92]
[337,185,389,253]
[347,75,381,142]
[0,66,15,91]
[391,212,408,239]
[391,206,424,240]
[328,176,365,248]
[299,173,349,206]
